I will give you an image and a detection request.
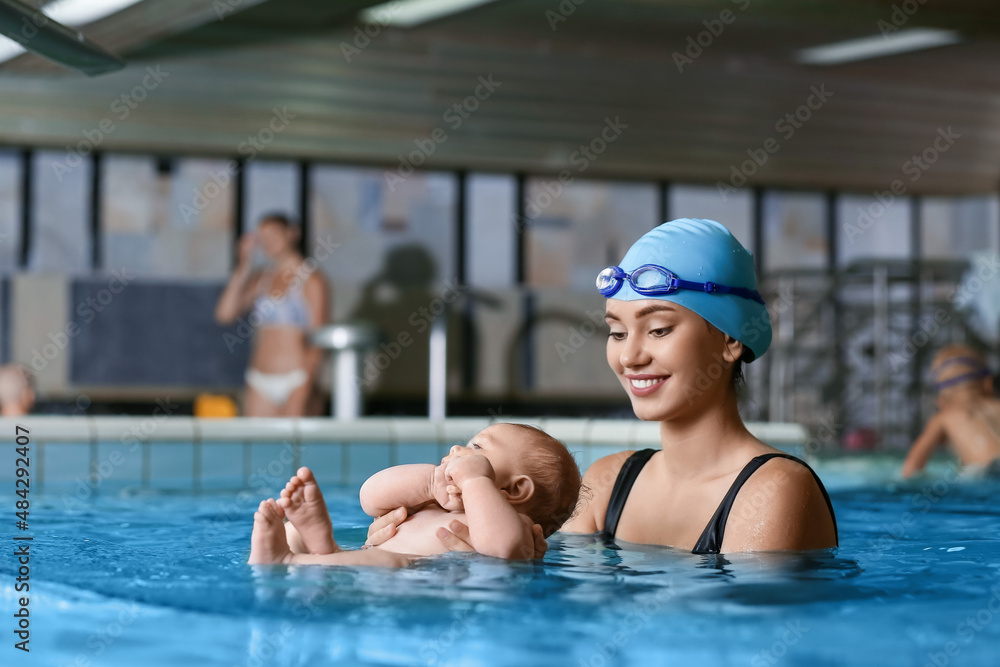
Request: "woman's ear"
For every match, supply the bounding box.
[501,475,535,506]
[722,335,744,364]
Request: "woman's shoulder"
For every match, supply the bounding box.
[583,449,639,487]
[723,453,837,551]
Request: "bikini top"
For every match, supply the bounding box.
[251,273,311,330]
[602,450,838,554]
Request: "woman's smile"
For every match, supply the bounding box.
[626,373,670,396]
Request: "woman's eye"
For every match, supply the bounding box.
[650,327,673,337]
[608,331,626,341]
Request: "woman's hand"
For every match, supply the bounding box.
[237,232,256,269]
[365,507,407,547]
[435,514,548,559]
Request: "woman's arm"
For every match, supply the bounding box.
[560,451,632,534]
[902,413,946,478]
[359,464,438,517]
[215,234,259,324]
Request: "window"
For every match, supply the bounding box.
[0,150,20,273]
[243,160,300,230]
[467,173,516,288]
[310,165,457,288]
[837,195,912,265]
[102,155,233,278]
[921,196,1000,259]
[668,184,754,254]
[524,179,657,291]
[762,191,827,272]
[29,150,91,273]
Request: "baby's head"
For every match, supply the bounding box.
[0,365,34,416]
[447,423,581,537]
[931,344,992,405]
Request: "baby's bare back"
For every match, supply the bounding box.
[941,397,1000,466]
[374,506,467,556]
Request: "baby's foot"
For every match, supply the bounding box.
[248,499,293,564]
[277,467,338,554]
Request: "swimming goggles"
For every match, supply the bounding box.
[932,356,992,391]
[596,264,765,304]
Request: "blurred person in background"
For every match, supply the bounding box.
[902,344,1000,479]
[0,365,35,417]
[215,214,329,417]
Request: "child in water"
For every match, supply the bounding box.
[248,423,581,565]
[902,344,1000,478]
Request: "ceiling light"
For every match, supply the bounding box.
[359,0,500,28]
[796,28,961,65]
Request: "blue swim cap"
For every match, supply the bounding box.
[608,218,771,362]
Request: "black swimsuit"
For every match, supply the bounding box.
[602,450,838,554]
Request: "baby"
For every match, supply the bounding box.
[902,344,1000,478]
[248,423,581,565]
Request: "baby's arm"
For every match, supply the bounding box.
[448,456,531,560]
[902,413,947,478]
[359,464,437,517]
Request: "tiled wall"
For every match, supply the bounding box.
[6,439,633,497]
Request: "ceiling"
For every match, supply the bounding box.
[1,0,999,194]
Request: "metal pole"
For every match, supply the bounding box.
[428,309,448,419]
[333,348,361,419]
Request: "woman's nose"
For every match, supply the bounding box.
[620,331,647,368]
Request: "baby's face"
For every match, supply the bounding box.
[442,425,526,488]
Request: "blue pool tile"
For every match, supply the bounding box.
[149,442,194,491]
[250,443,296,494]
[395,443,440,466]
[42,442,91,485]
[94,441,143,489]
[347,442,392,486]
[301,444,344,485]
[199,442,245,490]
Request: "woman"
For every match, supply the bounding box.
[368,219,836,555]
[215,214,329,417]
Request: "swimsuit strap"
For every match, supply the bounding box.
[692,452,838,554]
[602,448,657,538]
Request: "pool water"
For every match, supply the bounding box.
[4,461,1000,667]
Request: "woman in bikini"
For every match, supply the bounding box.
[215,214,329,417]
[368,218,837,556]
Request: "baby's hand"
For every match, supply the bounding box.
[445,454,496,489]
[433,462,464,511]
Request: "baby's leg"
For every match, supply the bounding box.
[248,499,293,565]
[278,467,339,554]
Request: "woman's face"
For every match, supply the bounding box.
[605,299,738,422]
[256,220,294,258]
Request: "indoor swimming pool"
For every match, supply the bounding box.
[4,452,999,667]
